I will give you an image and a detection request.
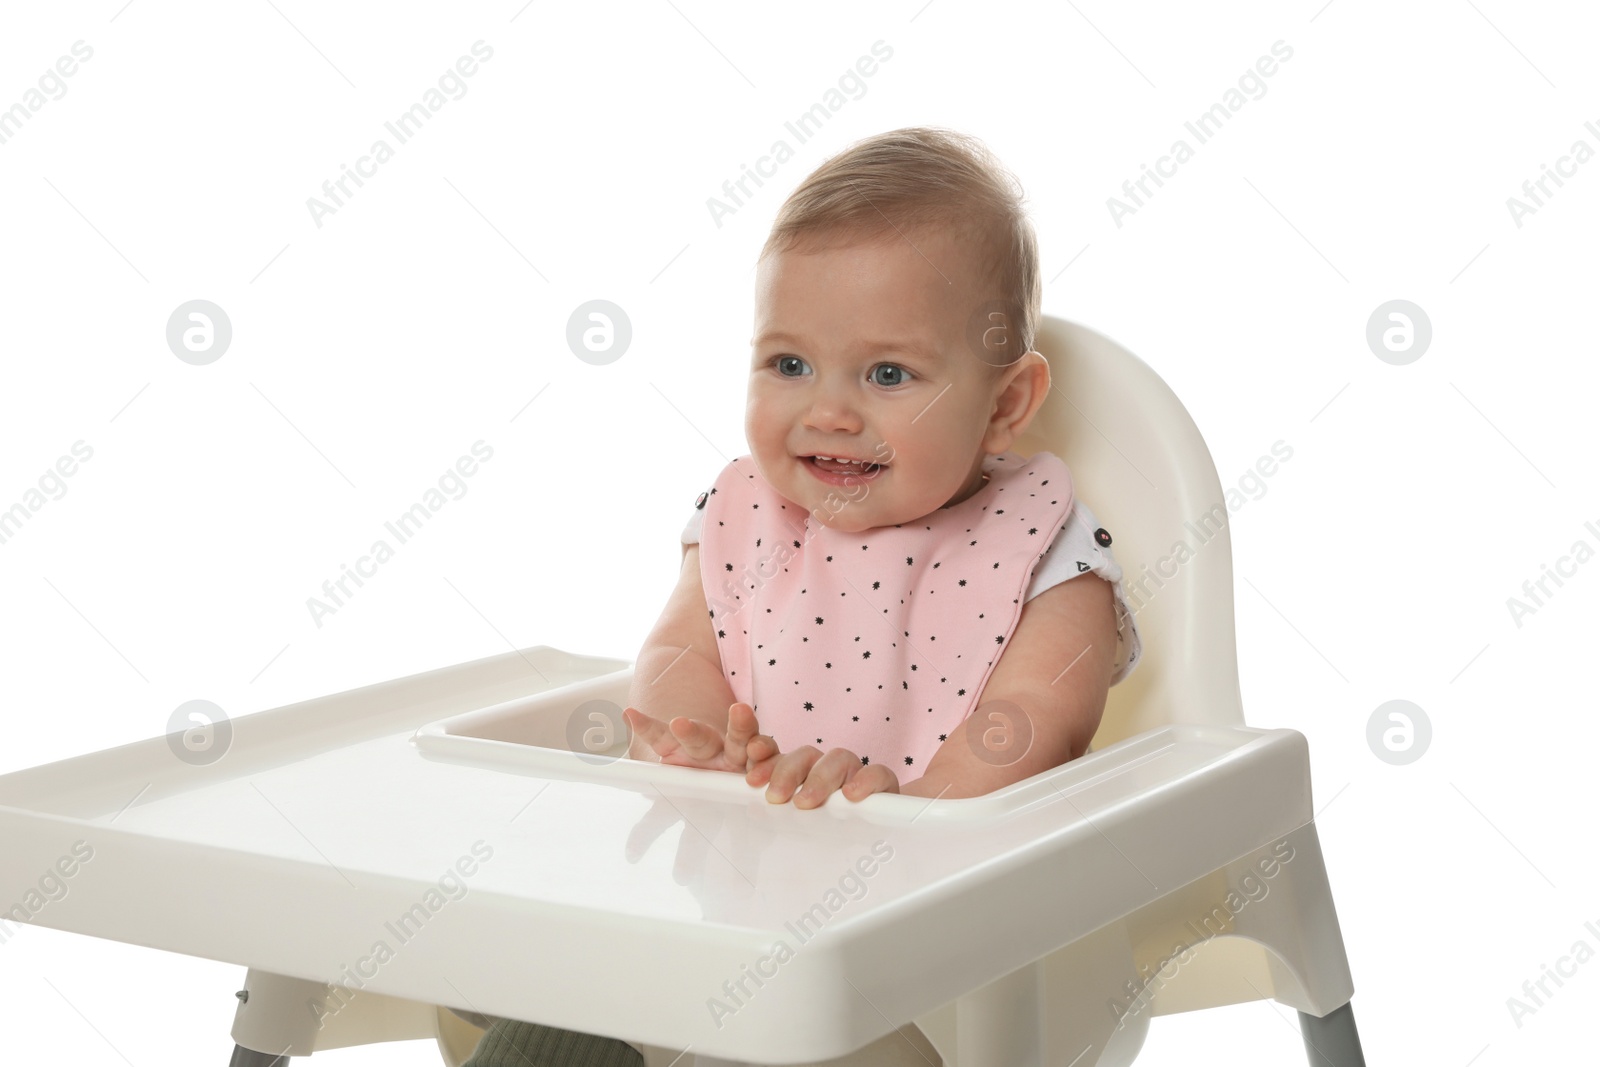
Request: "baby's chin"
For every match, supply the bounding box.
[804,501,909,535]
[807,512,875,534]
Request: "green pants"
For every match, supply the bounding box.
[460,1015,644,1067]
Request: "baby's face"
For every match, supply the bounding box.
[747,226,1007,534]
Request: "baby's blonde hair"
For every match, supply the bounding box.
[759,126,1041,377]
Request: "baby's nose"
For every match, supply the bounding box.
[802,393,864,431]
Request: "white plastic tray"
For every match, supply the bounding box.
[0,645,1315,1062]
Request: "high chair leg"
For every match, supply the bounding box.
[1298,1000,1366,1067]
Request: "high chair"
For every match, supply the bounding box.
[0,315,1366,1067]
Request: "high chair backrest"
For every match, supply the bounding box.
[1013,316,1245,749]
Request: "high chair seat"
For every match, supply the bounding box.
[0,316,1366,1067]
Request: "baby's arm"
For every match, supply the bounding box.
[625,542,736,763]
[901,571,1118,800]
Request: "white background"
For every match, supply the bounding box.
[2,1,1597,1063]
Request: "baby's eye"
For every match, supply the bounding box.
[773,355,808,377]
[870,363,911,387]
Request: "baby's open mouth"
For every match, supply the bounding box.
[805,454,885,474]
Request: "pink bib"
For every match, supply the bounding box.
[697,450,1075,784]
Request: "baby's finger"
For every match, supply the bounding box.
[724,702,760,762]
[763,746,824,805]
[841,764,901,801]
[669,715,724,761]
[745,735,781,783]
[725,702,759,742]
[791,750,856,809]
[625,707,681,760]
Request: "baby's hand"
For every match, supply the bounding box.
[745,736,902,809]
[624,702,763,776]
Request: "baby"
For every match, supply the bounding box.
[623,126,1142,809]
[461,126,1143,1066]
